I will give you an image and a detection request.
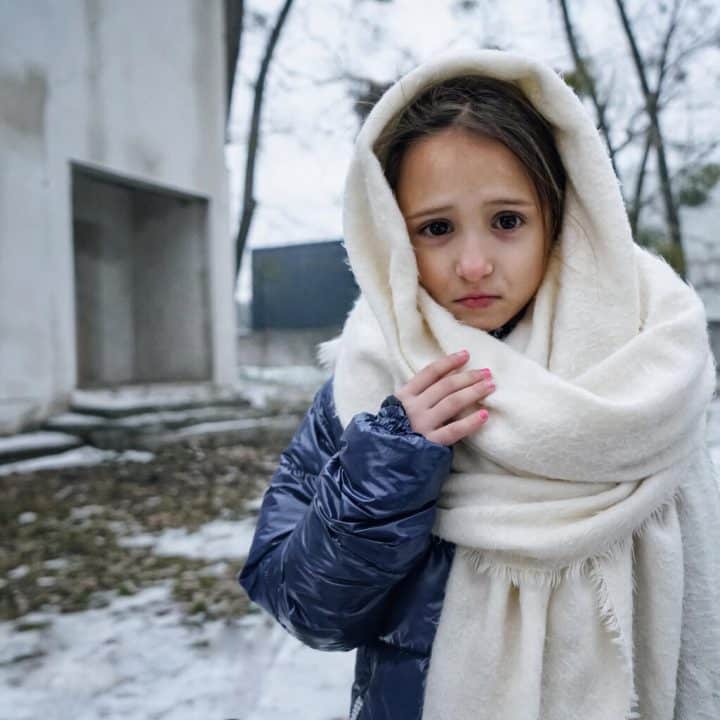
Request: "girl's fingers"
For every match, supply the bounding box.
[395,351,495,445]
[420,367,491,409]
[427,408,489,446]
[401,351,469,397]
[429,380,495,427]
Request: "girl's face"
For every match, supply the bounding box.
[396,127,551,332]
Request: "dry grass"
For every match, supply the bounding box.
[1,439,286,622]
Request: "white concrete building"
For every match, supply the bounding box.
[0,1,237,434]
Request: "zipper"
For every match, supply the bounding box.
[349,694,364,720]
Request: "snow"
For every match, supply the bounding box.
[0,447,155,477]
[0,586,355,720]
[0,485,355,718]
[150,416,297,441]
[56,372,326,429]
[0,431,81,456]
[69,505,105,521]
[45,412,107,430]
[238,364,329,387]
[245,627,355,720]
[7,565,30,580]
[0,584,353,720]
[117,519,260,561]
[236,365,330,409]
[48,408,258,432]
[109,407,248,429]
[71,383,246,416]
[18,511,38,525]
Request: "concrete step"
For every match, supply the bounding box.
[46,405,268,445]
[44,405,301,451]
[130,415,301,451]
[0,375,324,461]
[0,431,83,465]
[70,383,252,419]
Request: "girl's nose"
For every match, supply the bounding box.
[455,244,494,281]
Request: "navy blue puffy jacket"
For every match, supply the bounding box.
[238,377,457,719]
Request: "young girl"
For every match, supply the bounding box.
[239,50,719,720]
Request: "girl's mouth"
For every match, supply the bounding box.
[456,296,499,308]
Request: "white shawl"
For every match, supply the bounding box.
[320,50,719,719]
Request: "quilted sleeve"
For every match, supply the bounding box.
[237,379,452,651]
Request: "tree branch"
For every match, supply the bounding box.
[557,0,621,180]
[614,0,685,275]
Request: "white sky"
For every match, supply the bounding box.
[226,0,720,301]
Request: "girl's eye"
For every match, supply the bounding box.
[493,213,524,231]
[420,220,453,237]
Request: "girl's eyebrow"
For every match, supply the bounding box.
[406,204,453,220]
[485,198,535,207]
[405,198,534,220]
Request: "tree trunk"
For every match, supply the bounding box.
[629,130,652,236]
[235,0,295,276]
[224,0,244,136]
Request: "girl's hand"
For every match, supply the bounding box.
[394,350,495,446]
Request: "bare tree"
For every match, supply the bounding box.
[234,0,295,276]
[614,0,684,274]
[557,0,720,277]
[558,0,621,180]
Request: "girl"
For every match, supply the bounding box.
[239,50,720,720]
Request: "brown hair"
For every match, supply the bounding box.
[373,75,567,247]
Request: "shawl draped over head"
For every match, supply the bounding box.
[318,50,719,720]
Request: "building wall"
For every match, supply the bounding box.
[0,0,235,433]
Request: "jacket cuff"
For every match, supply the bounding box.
[377,394,413,435]
[330,400,452,515]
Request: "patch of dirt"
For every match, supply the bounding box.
[0,436,290,622]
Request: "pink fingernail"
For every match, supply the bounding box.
[454,349,468,358]
[480,368,492,380]
[478,410,489,421]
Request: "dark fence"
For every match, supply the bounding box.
[251,240,358,330]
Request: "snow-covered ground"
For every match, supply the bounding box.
[1,395,718,720]
[1,493,356,720]
[0,448,155,477]
[0,585,355,720]
[116,519,259,562]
